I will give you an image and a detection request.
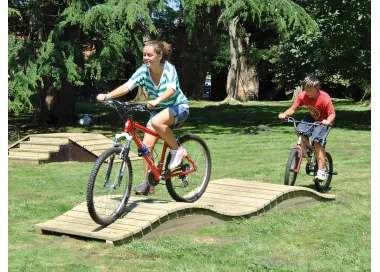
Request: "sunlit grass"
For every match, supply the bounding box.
[8,99,371,271]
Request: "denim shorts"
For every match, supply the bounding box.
[296,114,331,147]
[146,104,189,128]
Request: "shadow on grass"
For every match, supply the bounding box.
[8,99,371,137]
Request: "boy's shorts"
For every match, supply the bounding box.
[296,114,331,147]
[146,104,189,128]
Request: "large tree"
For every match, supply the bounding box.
[219,0,318,101]
[8,0,163,123]
[267,0,371,99]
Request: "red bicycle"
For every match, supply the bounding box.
[283,116,337,192]
[87,100,212,226]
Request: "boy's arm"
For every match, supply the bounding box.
[321,98,336,125]
[322,113,336,126]
[278,106,297,119]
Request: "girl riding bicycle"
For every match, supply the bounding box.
[278,75,336,183]
[97,40,189,195]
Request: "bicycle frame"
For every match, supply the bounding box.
[118,115,196,181]
[292,134,316,173]
[287,117,331,174]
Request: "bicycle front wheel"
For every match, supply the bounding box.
[8,125,20,145]
[314,152,333,192]
[166,135,211,202]
[284,149,301,186]
[87,147,133,226]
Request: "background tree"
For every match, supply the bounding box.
[218,0,318,102]
[265,0,371,100]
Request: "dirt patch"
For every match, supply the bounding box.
[190,234,219,244]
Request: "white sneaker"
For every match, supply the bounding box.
[168,146,187,169]
[133,181,155,195]
[314,169,327,183]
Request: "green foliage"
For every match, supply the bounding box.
[8,33,40,114]
[267,0,371,91]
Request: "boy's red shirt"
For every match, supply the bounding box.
[292,90,335,122]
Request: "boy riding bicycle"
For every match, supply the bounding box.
[278,75,336,182]
[97,40,189,195]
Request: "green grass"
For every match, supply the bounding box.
[8,99,371,271]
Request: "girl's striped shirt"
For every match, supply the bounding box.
[124,61,188,109]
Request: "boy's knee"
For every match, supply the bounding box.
[313,141,324,149]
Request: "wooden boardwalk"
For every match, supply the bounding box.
[35,179,336,245]
[8,133,141,164]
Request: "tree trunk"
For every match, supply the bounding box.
[133,86,149,101]
[226,16,259,102]
[292,86,302,100]
[34,77,77,124]
[226,16,240,100]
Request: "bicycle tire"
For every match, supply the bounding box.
[8,125,20,145]
[314,152,333,192]
[165,134,211,202]
[87,147,133,226]
[284,149,301,186]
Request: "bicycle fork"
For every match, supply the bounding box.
[103,133,132,190]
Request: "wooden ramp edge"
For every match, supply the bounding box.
[8,133,141,163]
[35,179,336,245]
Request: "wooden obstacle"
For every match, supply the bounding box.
[35,179,336,245]
[8,133,141,164]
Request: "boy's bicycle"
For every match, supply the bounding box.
[283,116,337,192]
[87,100,212,226]
[8,125,20,145]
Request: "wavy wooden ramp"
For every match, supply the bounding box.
[35,179,336,245]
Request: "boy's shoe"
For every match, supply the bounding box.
[133,181,155,195]
[314,169,327,183]
[168,146,187,169]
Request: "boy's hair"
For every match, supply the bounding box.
[144,40,172,63]
[303,74,320,89]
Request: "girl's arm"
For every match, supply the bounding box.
[147,88,175,108]
[96,85,130,102]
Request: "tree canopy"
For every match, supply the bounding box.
[8,0,371,122]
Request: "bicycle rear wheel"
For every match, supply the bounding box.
[284,149,301,186]
[166,134,211,202]
[8,125,20,145]
[87,147,133,226]
[314,152,333,192]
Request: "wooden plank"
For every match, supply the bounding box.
[201,192,271,205]
[204,186,280,200]
[212,179,291,188]
[74,139,113,146]
[210,180,290,192]
[35,180,336,245]
[69,134,109,141]
[207,183,284,196]
[195,198,265,210]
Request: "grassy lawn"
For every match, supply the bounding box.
[8,99,371,271]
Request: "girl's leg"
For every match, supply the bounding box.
[142,129,158,180]
[150,108,188,169]
[150,108,179,150]
[133,129,158,194]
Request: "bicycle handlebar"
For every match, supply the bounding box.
[284,116,330,134]
[103,99,150,112]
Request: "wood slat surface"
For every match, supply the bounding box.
[8,133,141,162]
[35,179,336,245]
